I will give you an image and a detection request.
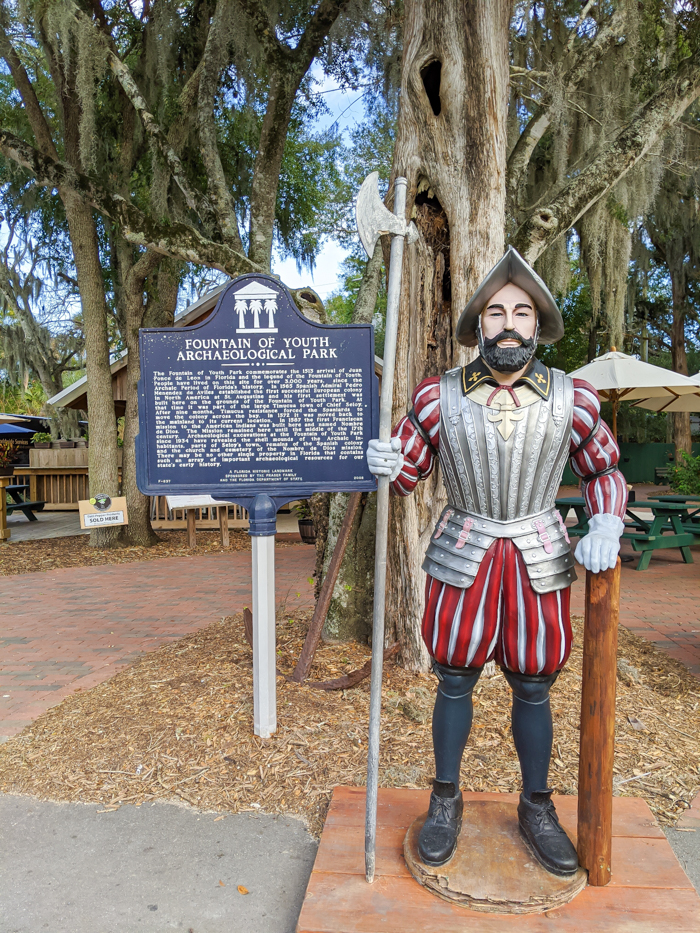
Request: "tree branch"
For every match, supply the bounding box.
[63,0,206,218]
[512,53,700,263]
[0,28,59,160]
[235,0,350,75]
[506,7,625,214]
[233,0,290,64]
[196,0,245,251]
[294,0,350,72]
[0,130,263,277]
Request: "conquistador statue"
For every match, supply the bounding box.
[367,247,626,876]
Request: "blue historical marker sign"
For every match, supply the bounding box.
[136,273,379,501]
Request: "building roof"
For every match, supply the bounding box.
[47,350,128,410]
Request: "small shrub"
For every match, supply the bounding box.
[0,441,19,466]
[31,432,51,444]
[668,452,700,495]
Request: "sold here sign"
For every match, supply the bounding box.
[78,494,129,529]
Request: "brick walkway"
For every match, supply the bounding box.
[2,532,698,742]
[570,537,700,675]
[0,543,317,740]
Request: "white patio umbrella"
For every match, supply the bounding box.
[632,372,700,413]
[569,350,699,438]
[0,414,23,425]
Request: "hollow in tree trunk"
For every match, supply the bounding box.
[385,0,511,669]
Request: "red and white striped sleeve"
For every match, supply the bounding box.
[569,378,627,519]
[390,376,441,497]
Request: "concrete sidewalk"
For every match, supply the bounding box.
[0,795,317,933]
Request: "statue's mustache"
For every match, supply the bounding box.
[482,330,533,349]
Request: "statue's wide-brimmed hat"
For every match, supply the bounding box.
[455,246,564,347]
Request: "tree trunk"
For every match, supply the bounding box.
[320,241,384,643]
[321,492,377,644]
[668,243,692,459]
[385,0,511,669]
[119,254,180,547]
[248,73,298,269]
[64,194,120,548]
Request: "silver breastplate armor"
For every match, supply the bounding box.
[422,366,577,594]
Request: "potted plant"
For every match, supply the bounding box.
[58,437,75,448]
[0,440,19,476]
[31,432,52,449]
[295,499,316,545]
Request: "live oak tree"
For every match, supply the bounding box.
[0,0,363,544]
[382,0,700,668]
[0,229,84,439]
[643,132,700,458]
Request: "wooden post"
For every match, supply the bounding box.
[0,476,10,543]
[291,491,363,683]
[186,508,197,548]
[577,559,621,886]
[218,505,230,547]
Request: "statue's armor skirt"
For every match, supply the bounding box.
[422,367,577,595]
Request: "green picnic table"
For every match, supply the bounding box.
[555,496,700,571]
[647,494,700,530]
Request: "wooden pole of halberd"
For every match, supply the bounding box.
[577,559,621,886]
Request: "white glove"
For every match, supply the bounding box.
[366,437,403,482]
[574,513,624,573]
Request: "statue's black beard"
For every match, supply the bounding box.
[478,329,537,374]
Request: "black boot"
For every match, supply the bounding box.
[518,789,578,876]
[417,780,464,866]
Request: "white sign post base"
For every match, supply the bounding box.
[252,534,277,737]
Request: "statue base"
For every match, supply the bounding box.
[297,787,700,933]
[403,798,587,914]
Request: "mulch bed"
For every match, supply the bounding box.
[0,530,277,576]
[1,610,699,836]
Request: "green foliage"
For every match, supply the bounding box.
[325,255,387,357]
[275,125,342,270]
[0,440,19,466]
[0,379,47,416]
[536,274,593,374]
[668,453,700,495]
[31,432,51,444]
[295,499,313,519]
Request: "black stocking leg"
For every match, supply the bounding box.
[504,670,557,798]
[417,663,482,867]
[432,662,483,790]
[504,669,578,876]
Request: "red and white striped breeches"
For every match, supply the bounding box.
[422,539,572,676]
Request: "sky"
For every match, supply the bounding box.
[271,69,370,301]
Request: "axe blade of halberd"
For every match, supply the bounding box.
[356,171,418,257]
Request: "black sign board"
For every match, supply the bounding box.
[136,273,379,501]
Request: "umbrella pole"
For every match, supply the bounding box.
[612,391,618,442]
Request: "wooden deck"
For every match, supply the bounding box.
[297,786,700,932]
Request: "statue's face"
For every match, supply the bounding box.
[480,283,537,343]
[478,283,538,374]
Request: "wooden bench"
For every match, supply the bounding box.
[654,465,672,483]
[6,500,46,521]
